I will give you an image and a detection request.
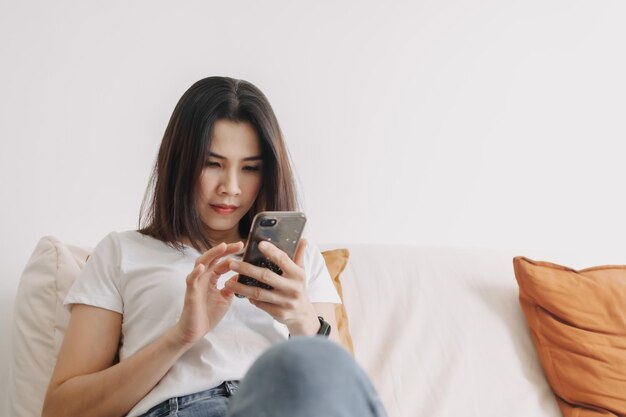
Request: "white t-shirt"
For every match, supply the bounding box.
[64,230,341,417]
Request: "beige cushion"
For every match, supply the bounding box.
[10,236,90,417]
[336,245,562,417]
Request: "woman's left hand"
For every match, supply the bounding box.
[224,239,321,336]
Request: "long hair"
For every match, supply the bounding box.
[138,76,298,252]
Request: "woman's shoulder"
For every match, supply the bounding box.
[101,230,168,249]
[113,230,193,264]
[90,230,178,261]
[115,230,151,246]
[93,230,145,251]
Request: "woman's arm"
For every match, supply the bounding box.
[42,304,192,417]
[43,241,245,417]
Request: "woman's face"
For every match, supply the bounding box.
[196,119,263,243]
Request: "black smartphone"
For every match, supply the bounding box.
[236,211,307,297]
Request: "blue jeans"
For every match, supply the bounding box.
[139,382,236,417]
[139,337,387,417]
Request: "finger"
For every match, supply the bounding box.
[208,242,245,268]
[197,241,244,269]
[248,298,281,317]
[212,259,232,276]
[207,242,243,275]
[192,265,222,291]
[186,263,206,288]
[212,246,245,276]
[220,284,235,300]
[224,277,283,304]
[207,267,221,287]
[215,241,245,263]
[194,242,227,268]
[228,260,283,290]
[257,241,304,282]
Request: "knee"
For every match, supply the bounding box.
[244,336,357,389]
[230,338,386,417]
[261,336,352,376]
[232,337,356,410]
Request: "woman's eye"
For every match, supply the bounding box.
[243,165,261,172]
[205,161,221,168]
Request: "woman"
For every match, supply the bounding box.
[42,76,387,417]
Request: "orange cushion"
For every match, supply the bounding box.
[513,256,626,416]
[321,249,354,355]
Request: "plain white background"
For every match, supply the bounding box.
[2,0,626,413]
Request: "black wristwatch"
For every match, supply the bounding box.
[288,316,331,338]
[316,316,331,337]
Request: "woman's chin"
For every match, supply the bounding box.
[203,219,241,235]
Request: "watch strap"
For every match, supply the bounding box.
[316,316,331,337]
[288,316,332,338]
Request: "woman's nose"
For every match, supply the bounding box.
[218,170,241,196]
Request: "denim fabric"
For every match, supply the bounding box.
[228,337,387,417]
[139,381,238,417]
[140,338,387,417]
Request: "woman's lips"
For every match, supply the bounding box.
[210,204,238,215]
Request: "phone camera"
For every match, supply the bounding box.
[260,218,277,227]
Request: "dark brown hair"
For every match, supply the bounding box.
[138,76,298,252]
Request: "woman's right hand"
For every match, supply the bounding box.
[174,241,244,347]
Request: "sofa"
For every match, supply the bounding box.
[10,236,565,417]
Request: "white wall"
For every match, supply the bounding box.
[2,0,626,413]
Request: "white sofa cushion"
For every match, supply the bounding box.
[336,245,562,417]
[10,236,90,417]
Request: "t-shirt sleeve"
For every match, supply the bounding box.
[64,232,124,314]
[304,241,342,304]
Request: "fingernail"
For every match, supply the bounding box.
[259,241,268,249]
